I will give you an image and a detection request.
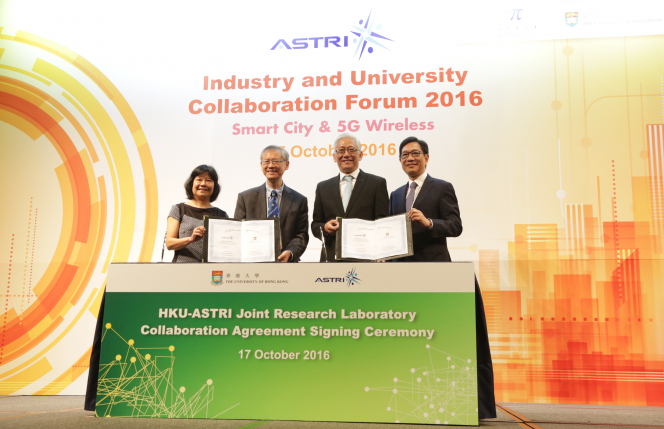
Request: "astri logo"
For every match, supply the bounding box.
[270,35,349,51]
[315,277,344,283]
[315,267,361,287]
[345,266,361,286]
[212,271,223,285]
[350,11,393,60]
[270,11,393,61]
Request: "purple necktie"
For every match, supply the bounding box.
[405,182,418,212]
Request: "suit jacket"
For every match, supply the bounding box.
[389,174,462,262]
[234,184,309,262]
[311,170,389,262]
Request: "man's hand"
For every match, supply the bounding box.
[408,209,432,228]
[277,250,292,263]
[190,226,206,243]
[324,219,340,235]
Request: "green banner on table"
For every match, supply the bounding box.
[98,263,477,425]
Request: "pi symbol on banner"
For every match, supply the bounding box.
[212,271,223,285]
[565,12,579,27]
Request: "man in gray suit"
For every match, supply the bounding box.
[234,145,309,262]
[311,133,389,261]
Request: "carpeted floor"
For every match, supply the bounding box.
[0,396,662,428]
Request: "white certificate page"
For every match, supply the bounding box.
[208,219,242,262]
[374,214,409,260]
[341,219,378,260]
[240,220,275,262]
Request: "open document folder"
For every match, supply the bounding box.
[203,217,281,262]
[336,213,413,261]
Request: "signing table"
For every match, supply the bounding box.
[97,262,478,425]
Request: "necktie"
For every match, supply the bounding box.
[405,181,418,212]
[268,190,279,218]
[342,175,353,211]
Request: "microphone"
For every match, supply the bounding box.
[319,226,328,262]
[161,231,168,263]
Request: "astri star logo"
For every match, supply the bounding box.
[345,266,361,287]
[350,11,394,60]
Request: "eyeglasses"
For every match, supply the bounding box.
[400,151,423,160]
[261,160,286,166]
[334,148,360,156]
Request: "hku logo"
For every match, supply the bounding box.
[270,11,393,61]
[212,271,223,285]
[565,12,579,27]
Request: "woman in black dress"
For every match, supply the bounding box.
[167,165,228,262]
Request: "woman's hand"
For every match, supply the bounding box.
[190,226,206,243]
[166,217,205,251]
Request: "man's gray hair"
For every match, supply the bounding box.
[334,133,361,150]
[260,145,289,161]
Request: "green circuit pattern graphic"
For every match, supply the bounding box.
[365,344,478,425]
[95,323,222,418]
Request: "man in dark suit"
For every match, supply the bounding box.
[235,145,309,262]
[312,134,389,261]
[390,136,497,419]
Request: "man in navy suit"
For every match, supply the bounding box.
[312,133,389,261]
[389,138,462,261]
[390,136,497,419]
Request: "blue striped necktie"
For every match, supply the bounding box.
[268,190,279,218]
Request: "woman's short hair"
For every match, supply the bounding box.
[184,165,221,202]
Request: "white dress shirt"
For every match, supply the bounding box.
[339,169,360,198]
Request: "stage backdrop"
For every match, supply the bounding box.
[0,0,663,407]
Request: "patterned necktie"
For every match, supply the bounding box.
[342,175,353,211]
[405,181,418,212]
[268,190,279,218]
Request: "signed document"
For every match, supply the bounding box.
[203,218,280,262]
[336,213,413,261]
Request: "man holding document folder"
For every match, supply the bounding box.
[389,136,497,420]
[388,136,462,261]
[312,134,389,262]
[234,145,309,262]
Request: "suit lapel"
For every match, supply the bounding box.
[395,184,408,214]
[413,174,434,209]
[256,185,268,218]
[328,175,345,215]
[280,185,293,220]
[345,170,366,215]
